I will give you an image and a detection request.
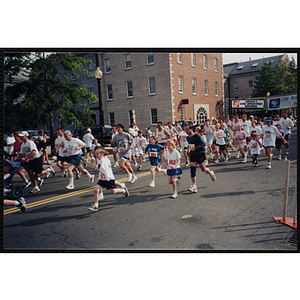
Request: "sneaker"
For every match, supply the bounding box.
[188,185,197,193]
[252,158,255,164]
[113,162,119,168]
[46,171,51,178]
[37,178,44,188]
[171,191,178,198]
[228,152,231,158]
[30,187,40,193]
[267,164,271,169]
[123,186,129,197]
[286,150,289,155]
[16,197,26,212]
[142,158,146,163]
[278,155,282,161]
[49,166,55,176]
[185,161,190,167]
[88,205,98,212]
[127,173,133,182]
[83,161,86,167]
[98,193,104,201]
[242,157,247,163]
[235,153,240,159]
[63,170,67,178]
[210,171,216,181]
[214,159,219,164]
[89,175,95,183]
[130,175,137,183]
[158,164,163,169]
[224,157,228,163]
[134,162,138,167]
[162,168,167,176]
[255,161,258,167]
[65,184,74,190]
[23,181,31,189]
[137,165,142,171]
[75,172,80,180]
[177,176,181,187]
[120,183,126,188]
[210,153,213,159]
[149,181,155,187]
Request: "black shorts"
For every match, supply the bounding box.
[28,156,44,175]
[86,147,91,153]
[97,179,116,190]
[58,155,68,162]
[216,144,226,151]
[190,153,206,164]
[275,139,283,149]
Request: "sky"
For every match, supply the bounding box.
[222,53,297,64]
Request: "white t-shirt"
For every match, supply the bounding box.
[155,128,167,144]
[250,126,262,136]
[83,133,94,148]
[129,127,137,137]
[165,149,181,170]
[239,120,251,137]
[214,130,226,145]
[91,143,101,151]
[97,156,115,181]
[232,119,240,132]
[248,140,261,155]
[64,138,86,156]
[135,136,147,149]
[166,126,177,141]
[20,139,41,160]
[203,125,214,138]
[279,117,293,134]
[55,135,67,157]
[262,125,281,147]
[178,131,189,148]
[6,136,15,154]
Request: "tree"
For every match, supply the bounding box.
[251,57,297,98]
[5,52,98,151]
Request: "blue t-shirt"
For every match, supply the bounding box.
[145,144,165,163]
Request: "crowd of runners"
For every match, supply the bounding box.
[4,110,295,212]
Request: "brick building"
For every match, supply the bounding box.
[59,52,224,133]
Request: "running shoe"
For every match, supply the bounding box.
[98,193,104,200]
[188,185,197,193]
[278,155,282,160]
[171,191,178,198]
[134,162,138,167]
[177,176,181,187]
[228,152,231,158]
[214,159,219,164]
[75,172,80,180]
[123,186,129,197]
[285,150,289,155]
[130,175,137,183]
[242,157,247,163]
[30,187,40,193]
[63,170,67,178]
[89,175,95,183]
[113,163,119,168]
[65,184,74,190]
[142,158,146,163]
[137,165,142,171]
[127,173,133,182]
[224,157,228,163]
[149,181,155,187]
[210,171,216,181]
[255,162,258,167]
[88,205,98,212]
[235,153,240,159]
[49,166,55,176]
[16,197,26,212]
[267,164,271,169]
[37,178,44,188]
[23,181,31,189]
[185,161,190,167]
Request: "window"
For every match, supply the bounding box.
[126,81,133,98]
[196,107,208,125]
[204,80,208,95]
[214,58,218,72]
[215,81,219,96]
[125,54,131,70]
[237,65,244,70]
[179,76,184,93]
[180,106,185,121]
[234,83,239,91]
[87,87,93,94]
[192,78,197,94]
[106,84,113,100]
[191,53,196,66]
[203,55,207,69]
[128,110,134,125]
[177,53,182,64]
[88,63,93,77]
[104,59,111,73]
[248,80,253,88]
[148,77,156,95]
[150,108,158,125]
[251,63,258,68]
[108,112,115,126]
[147,53,154,65]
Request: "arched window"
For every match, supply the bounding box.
[196,107,208,125]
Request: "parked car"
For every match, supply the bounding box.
[25,130,51,145]
[75,125,113,145]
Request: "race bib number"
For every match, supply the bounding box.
[150,152,158,157]
[67,150,72,155]
[189,144,195,151]
[169,159,176,165]
[266,134,271,139]
[118,147,125,153]
[100,173,106,180]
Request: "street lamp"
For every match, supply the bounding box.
[94,66,104,145]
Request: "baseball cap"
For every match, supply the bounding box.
[265,118,272,122]
[18,131,29,137]
[249,115,254,118]
[87,128,91,132]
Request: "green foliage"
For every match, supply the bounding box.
[251,57,297,97]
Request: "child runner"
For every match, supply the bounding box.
[213,124,228,164]
[247,132,262,167]
[178,127,190,166]
[135,130,148,171]
[203,119,215,159]
[144,136,167,187]
[197,127,209,166]
[164,140,182,198]
[274,124,285,160]
[233,124,248,163]
[88,147,129,212]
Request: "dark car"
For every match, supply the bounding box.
[76,125,113,145]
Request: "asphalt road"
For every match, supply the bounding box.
[3,128,297,251]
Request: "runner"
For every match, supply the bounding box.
[144,136,167,187]
[37,129,51,165]
[88,147,129,212]
[83,128,95,163]
[274,124,285,160]
[62,130,95,190]
[164,140,182,199]
[154,121,170,167]
[213,123,228,164]
[54,128,68,177]
[278,110,294,155]
[174,121,183,150]
[128,124,138,167]
[112,124,137,183]
[239,114,251,143]
[135,130,148,171]
[178,127,190,166]
[110,126,119,167]
[203,119,215,159]
[166,122,179,146]
[233,124,247,163]
[246,132,262,167]
[184,124,216,193]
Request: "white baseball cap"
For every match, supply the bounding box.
[18,131,29,137]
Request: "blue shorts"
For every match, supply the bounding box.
[149,158,160,166]
[284,133,291,141]
[167,167,183,176]
[251,154,259,157]
[67,154,82,166]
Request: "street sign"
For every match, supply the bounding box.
[232,100,264,109]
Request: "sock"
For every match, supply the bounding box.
[69,178,74,185]
[25,179,29,183]
[86,172,92,178]
[94,202,99,208]
[15,200,19,206]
